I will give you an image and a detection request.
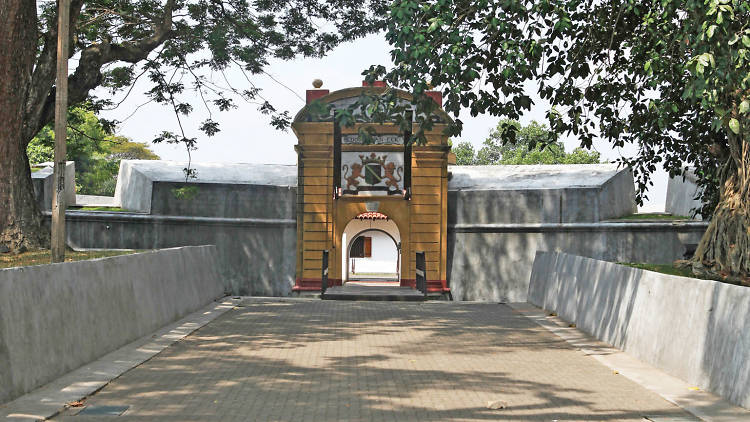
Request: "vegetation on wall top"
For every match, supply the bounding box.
[452,120,601,165]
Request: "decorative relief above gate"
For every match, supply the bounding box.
[341,152,405,196]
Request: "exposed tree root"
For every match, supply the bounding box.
[692,136,750,284]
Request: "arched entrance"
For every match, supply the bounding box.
[341,213,401,284]
[291,83,452,296]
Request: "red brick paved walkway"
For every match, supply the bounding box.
[54,299,694,421]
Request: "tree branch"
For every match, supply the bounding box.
[29,0,176,141]
[23,0,84,144]
[103,0,175,64]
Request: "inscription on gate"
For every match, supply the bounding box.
[341,134,402,145]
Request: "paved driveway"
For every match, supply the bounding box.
[54,299,692,421]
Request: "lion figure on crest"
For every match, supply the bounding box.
[383,162,402,190]
[342,163,363,190]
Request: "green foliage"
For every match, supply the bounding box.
[28,107,109,170]
[76,159,120,196]
[27,107,159,196]
[452,141,476,165]
[496,146,601,165]
[374,0,750,217]
[104,137,161,161]
[172,186,200,201]
[454,120,601,165]
[27,141,53,164]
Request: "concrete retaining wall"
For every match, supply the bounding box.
[150,182,296,219]
[666,169,703,218]
[114,160,298,213]
[448,222,707,302]
[51,160,699,299]
[31,161,76,210]
[528,251,750,408]
[0,246,224,404]
[60,211,705,300]
[60,212,296,296]
[448,165,637,224]
[114,161,152,212]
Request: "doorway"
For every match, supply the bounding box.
[341,215,401,284]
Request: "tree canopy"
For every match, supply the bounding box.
[453,120,600,165]
[371,0,747,202]
[1,0,388,252]
[369,0,749,277]
[32,0,387,139]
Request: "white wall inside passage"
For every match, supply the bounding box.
[350,230,399,275]
[341,218,400,280]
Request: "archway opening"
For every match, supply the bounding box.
[341,214,400,284]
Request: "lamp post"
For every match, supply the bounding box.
[51,0,70,263]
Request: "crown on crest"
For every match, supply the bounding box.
[359,152,387,165]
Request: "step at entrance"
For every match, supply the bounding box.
[323,284,425,301]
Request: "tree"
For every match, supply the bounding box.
[452,141,476,165]
[0,1,44,252]
[29,107,111,175]
[0,1,387,252]
[28,107,160,196]
[104,137,160,161]
[453,120,600,165]
[479,120,600,165]
[371,1,749,278]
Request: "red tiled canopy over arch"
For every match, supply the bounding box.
[355,212,389,220]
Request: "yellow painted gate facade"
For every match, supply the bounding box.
[292,85,451,294]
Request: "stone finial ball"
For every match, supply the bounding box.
[312,79,323,88]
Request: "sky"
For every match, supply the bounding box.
[96,33,667,212]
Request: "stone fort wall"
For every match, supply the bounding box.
[55,160,707,301]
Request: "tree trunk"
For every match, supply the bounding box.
[693,130,750,278]
[0,2,46,253]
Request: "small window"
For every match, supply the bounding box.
[350,236,372,258]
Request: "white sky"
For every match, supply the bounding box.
[95,33,667,212]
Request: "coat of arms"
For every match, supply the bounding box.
[342,152,403,195]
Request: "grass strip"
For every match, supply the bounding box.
[75,206,130,212]
[615,213,690,221]
[0,249,139,269]
[618,262,697,278]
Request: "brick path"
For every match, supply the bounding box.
[54,299,694,421]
